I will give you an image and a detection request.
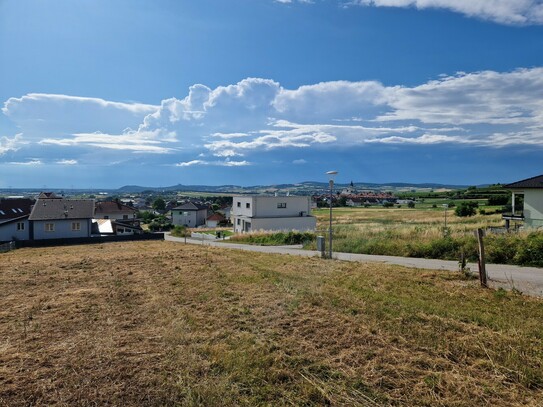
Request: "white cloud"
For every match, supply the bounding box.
[378,68,543,126]
[3,68,543,167]
[349,0,543,25]
[9,159,42,166]
[0,133,24,155]
[56,159,78,165]
[293,159,307,164]
[175,159,251,167]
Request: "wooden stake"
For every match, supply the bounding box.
[475,228,488,288]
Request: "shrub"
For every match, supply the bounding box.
[513,233,543,267]
[455,201,478,217]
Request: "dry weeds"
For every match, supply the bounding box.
[1,241,542,406]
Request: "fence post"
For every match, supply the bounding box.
[475,228,488,288]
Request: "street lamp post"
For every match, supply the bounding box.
[442,203,449,230]
[326,171,338,259]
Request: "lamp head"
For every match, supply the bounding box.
[326,170,338,182]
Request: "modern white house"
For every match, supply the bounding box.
[232,195,316,233]
[171,202,209,227]
[503,174,543,229]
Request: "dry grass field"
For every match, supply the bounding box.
[1,241,542,406]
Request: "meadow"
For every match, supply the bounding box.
[309,205,543,266]
[1,241,542,406]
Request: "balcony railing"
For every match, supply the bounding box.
[502,212,524,220]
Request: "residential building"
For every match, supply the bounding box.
[95,200,138,221]
[232,195,316,233]
[503,174,543,229]
[171,202,209,227]
[206,212,226,228]
[28,197,95,240]
[0,198,35,242]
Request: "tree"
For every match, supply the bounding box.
[455,201,478,217]
[152,198,166,211]
[407,201,415,208]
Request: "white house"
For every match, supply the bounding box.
[171,202,209,227]
[504,174,543,229]
[232,195,316,233]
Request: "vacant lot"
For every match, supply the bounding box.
[1,241,542,406]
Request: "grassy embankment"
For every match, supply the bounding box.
[1,241,542,406]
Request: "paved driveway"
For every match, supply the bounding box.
[165,234,543,297]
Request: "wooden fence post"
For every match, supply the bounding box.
[475,228,488,288]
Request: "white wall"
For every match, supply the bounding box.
[524,190,543,228]
[232,196,311,218]
[252,216,316,232]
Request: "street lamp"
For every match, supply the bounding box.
[326,170,338,259]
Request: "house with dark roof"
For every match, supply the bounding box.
[28,197,95,240]
[503,174,543,229]
[171,202,209,227]
[95,200,137,222]
[0,198,35,242]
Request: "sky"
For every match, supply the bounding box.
[1,0,543,189]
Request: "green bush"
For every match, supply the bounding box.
[455,201,478,217]
[513,233,543,267]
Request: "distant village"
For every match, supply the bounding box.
[0,182,405,245]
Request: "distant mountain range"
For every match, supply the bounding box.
[115,181,473,194]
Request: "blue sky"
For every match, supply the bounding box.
[1,0,543,188]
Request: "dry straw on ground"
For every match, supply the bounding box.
[1,241,542,406]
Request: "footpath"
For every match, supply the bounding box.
[165,233,543,297]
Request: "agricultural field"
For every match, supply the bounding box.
[1,241,543,406]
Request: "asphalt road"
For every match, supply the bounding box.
[165,234,543,297]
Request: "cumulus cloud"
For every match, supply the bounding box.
[348,0,543,25]
[2,68,543,168]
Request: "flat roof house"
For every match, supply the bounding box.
[503,174,543,229]
[232,195,316,233]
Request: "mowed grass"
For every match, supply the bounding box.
[1,241,542,406]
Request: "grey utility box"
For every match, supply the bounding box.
[316,236,325,257]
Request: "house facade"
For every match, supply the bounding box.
[504,175,543,229]
[28,197,95,240]
[0,198,35,242]
[171,202,209,227]
[94,200,137,221]
[232,195,316,233]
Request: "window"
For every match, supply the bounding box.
[104,215,109,219]
[45,223,55,232]
[246,203,250,209]
[123,215,128,220]
[237,219,241,225]
[277,203,287,209]
[71,222,81,231]
[237,202,241,207]
[17,222,25,231]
